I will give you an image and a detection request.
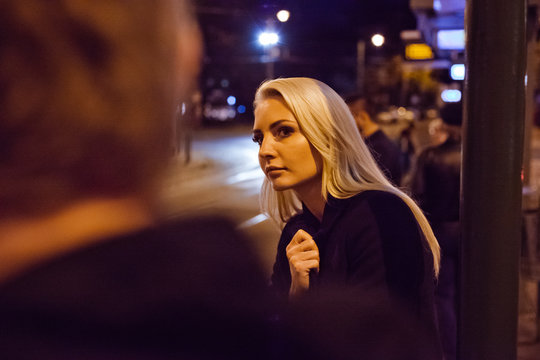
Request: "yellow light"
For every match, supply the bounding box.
[371,34,385,47]
[405,43,434,60]
[276,10,290,22]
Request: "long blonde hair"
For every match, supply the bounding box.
[254,77,440,276]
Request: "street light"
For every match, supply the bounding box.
[258,31,279,46]
[276,10,290,22]
[371,34,385,47]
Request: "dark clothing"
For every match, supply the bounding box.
[410,137,461,223]
[410,136,462,360]
[270,190,441,352]
[365,129,403,185]
[0,217,275,360]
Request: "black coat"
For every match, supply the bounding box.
[365,129,403,186]
[410,136,461,223]
[271,190,441,346]
[409,136,462,360]
[0,217,275,359]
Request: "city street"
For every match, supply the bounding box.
[160,123,540,358]
[160,125,280,277]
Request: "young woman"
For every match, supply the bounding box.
[252,77,441,333]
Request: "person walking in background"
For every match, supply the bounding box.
[252,77,442,357]
[409,101,463,360]
[345,94,404,185]
[0,1,274,358]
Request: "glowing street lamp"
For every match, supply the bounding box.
[258,31,279,47]
[371,34,385,47]
[276,10,290,22]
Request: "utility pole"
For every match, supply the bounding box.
[460,1,526,360]
[357,40,366,93]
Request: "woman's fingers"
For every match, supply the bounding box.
[286,229,318,255]
[286,241,317,256]
[290,259,319,273]
[288,249,319,262]
[290,229,312,245]
[287,229,320,296]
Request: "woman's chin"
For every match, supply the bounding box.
[270,182,290,192]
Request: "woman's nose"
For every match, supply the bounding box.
[259,137,276,159]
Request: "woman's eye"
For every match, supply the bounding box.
[252,134,263,146]
[277,126,293,138]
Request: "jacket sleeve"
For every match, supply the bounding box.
[269,224,294,299]
[345,193,425,315]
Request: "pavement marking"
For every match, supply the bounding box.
[238,213,268,229]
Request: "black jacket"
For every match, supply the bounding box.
[0,217,275,359]
[365,129,403,185]
[410,136,461,224]
[270,191,440,340]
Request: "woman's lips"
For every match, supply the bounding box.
[266,167,286,177]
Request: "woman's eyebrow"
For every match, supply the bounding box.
[269,119,295,131]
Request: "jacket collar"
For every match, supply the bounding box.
[301,194,351,245]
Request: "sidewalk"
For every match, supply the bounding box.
[518,127,540,359]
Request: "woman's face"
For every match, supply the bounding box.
[252,97,322,194]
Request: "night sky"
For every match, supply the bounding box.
[194,0,418,117]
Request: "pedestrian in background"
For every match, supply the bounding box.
[409,101,463,360]
[0,1,274,358]
[252,77,442,357]
[345,94,404,186]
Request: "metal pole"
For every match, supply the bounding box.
[523,7,539,187]
[357,40,366,93]
[460,1,526,360]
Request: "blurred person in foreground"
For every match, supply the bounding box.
[345,94,404,185]
[409,101,463,360]
[252,78,443,358]
[0,1,273,358]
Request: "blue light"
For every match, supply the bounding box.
[227,96,236,106]
[450,64,465,80]
[237,105,246,114]
[437,29,465,50]
[441,89,462,103]
[258,32,279,46]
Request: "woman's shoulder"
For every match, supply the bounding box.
[346,190,418,231]
[351,190,410,213]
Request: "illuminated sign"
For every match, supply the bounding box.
[437,29,465,50]
[441,89,462,102]
[405,43,434,60]
[450,64,465,80]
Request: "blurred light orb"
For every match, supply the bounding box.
[237,105,246,114]
[276,10,290,22]
[227,96,236,106]
[397,107,407,117]
[258,31,279,46]
[371,34,385,47]
[441,89,462,103]
[450,64,465,80]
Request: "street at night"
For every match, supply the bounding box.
[2,0,540,358]
[161,125,280,276]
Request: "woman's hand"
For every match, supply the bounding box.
[286,229,319,297]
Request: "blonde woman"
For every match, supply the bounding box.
[252,77,441,338]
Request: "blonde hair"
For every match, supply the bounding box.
[254,77,440,276]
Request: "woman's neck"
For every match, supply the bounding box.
[295,179,325,221]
